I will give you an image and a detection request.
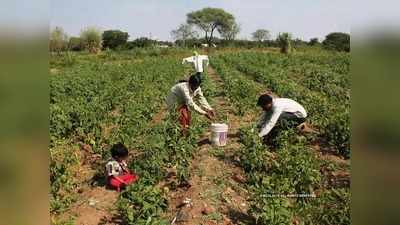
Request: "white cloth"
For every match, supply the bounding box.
[182,55,209,73]
[105,160,127,177]
[257,98,307,137]
[166,82,212,115]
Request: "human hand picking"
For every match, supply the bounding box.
[208,109,215,117]
[205,110,215,120]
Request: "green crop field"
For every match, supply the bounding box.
[50,47,350,225]
[211,49,350,224]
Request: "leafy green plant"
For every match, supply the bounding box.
[277,32,293,54]
[213,50,350,157]
[50,144,80,213]
[118,179,168,225]
[211,50,349,224]
[80,26,102,53]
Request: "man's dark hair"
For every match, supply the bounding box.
[111,143,129,159]
[257,94,273,107]
[188,74,201,90]
[194,72,203,82]
[178,79,187,83]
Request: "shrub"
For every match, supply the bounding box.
[309,38,320,46]
[323,32,350,52]
[80,27,102,53]
[68,37,82,51]
[50,26,69,53]
[102,30,129,50]
[277,32,292,54]
[118,180,168,225]
[124,37,157,49]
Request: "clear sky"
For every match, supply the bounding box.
[51,0,352,41]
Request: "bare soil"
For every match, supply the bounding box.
[60,186,120,225]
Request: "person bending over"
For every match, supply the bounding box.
[166,74,215,135]
[255,94,308,144]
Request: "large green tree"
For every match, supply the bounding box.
[102,30,129,50]
[187,7,235,46]
[252,29,270,42]
[322,32,350,52]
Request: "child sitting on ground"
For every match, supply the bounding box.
[105,143,138,191]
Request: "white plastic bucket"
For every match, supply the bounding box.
[210,123,229,146]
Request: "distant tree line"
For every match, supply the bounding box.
[50,8,349,54]
[49,26,175,53]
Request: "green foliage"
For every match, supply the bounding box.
[211,50,350,224]
[218,22,241,41]
[114,96,211,223]
[323,32,350,52]
[187,7,236,45]
[50,56,184,144]
[213,51,350,156]
[50,144,80,213]
[237,128,270,173]
[237,127,321,225]
[118,179,168,225]
[277,32,293,54]
[125,37,157,49]
[251,197,292,225]
[171,23,198,45]
[50,51,78,67]
[324,111,350,158]
[50,26,69,53]
[50,51,216,222]
[50,49,350,225]
[68,37,82,51]
[102,30,129,50]
[310,188,350,224]
[309,38,319,46]
[50,53,187,215]
[252,29,270,42]
[80,27,102,53]
[211,57,261,116]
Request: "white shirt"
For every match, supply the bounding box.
[257,98,307,137]
[182,55,209,73]
[166,82,212,115]
[105,159,128,177]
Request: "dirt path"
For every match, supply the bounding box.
[161,67,255,225]
[62,185,120,225]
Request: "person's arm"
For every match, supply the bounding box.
[196,88,213,111]
[258,107,283,137]
[181,85,207,115]
[120,161,130,173]
[182,56,193,65]
[256,112,267,129]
